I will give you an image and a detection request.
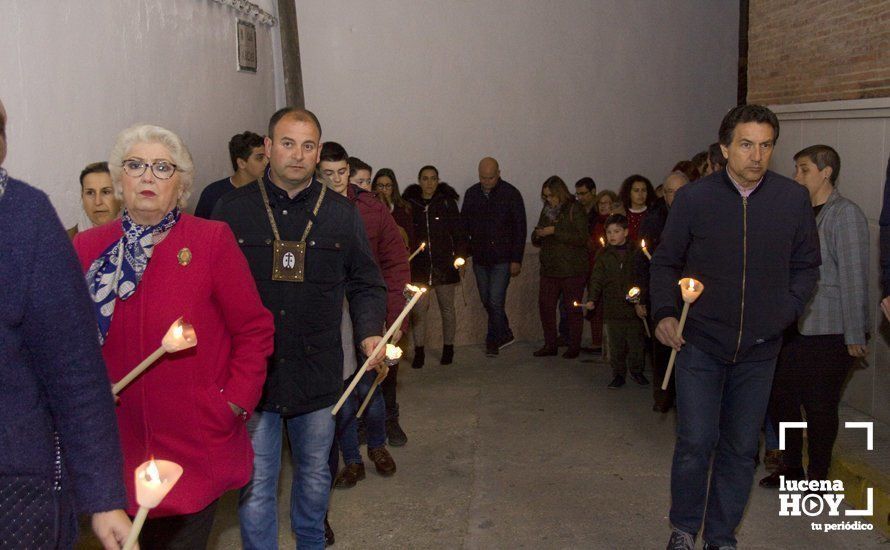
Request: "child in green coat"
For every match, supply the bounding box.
[586,214,648,388]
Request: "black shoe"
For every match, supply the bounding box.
[630,373,649,386]
[441,345,454,365]
[607,375,626,389]
[759,465,804,488]
[485,343,499,356]
[386,418,408,447]
[324,514,335,547]
[498,335,516,350]
[533,346,558,357]
[562,348,580,359]
[666,528,695,550]
[412,346,424,369]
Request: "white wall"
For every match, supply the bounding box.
[295,0,739,228]
[0,0,278,227]
[770,98,890,424]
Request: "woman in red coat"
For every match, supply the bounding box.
[74,124,274,549]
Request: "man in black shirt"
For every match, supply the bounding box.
[194,131,267,218]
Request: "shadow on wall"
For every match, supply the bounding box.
[407,245,544,349]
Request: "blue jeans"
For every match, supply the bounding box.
[238,407,335,550]
[336,370,387,465]
[670,343,776,548]
[763,412,779,451]
[473,262,513,345]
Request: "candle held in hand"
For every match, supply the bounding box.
[113,317,197,395]
[641,239,652,260]
[333,284,427,415]
[626,286,641,303]
[123,458,183,550]
[408,241,426,261]
[662,277,705,390]
[453,257,466,269]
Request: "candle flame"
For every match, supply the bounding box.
[453,257,466,268]
[599,237,605,246]
[420,242,426,250]
[641,239,647,249]
[385,343,403,361]
[687,280,695,291]
[573,301,581,307]
[628,287,640,297]
[173,321,183,339]
[145,457,161,485]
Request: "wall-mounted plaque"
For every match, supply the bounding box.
[237,19,257,72]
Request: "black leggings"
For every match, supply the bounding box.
[767,331,853,480]
[137,499,219,550]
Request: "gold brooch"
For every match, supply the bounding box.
[178,247,192,266]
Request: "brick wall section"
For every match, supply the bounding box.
[747,0,890,104]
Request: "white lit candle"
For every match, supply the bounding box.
[113,318,197,395]
[662,278,704,390]
[599,236,605,247]
[453,257,466,269]
[408,241,426,261]
[356,344,402,418]
[333,285,427,415]
[641,239,652,260]
[122,458,184,550]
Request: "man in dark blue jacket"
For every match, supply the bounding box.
[461,157,527,356]
[651,105,820,550]
[213,107,386,549]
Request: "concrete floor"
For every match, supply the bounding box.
[196,342,888,549]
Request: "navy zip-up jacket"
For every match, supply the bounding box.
[650,169,820,363]
[461,179,527,266]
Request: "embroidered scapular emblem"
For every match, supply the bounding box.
[283,251,295,269]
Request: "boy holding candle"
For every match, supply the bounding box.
[586,214,648,388]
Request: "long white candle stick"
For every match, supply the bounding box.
[332,285,426,415]
[357,344,402,418]
[113,318,196,395]
[408,242,426,261]
[661,278,703,390]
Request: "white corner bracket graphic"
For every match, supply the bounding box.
[845,488,874,516]
[844,421,874,451]
[779,421,808,451]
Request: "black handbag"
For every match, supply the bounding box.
[0,433,62,549]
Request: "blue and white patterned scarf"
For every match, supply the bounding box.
[0,167,8,203]
[86,207,181,343]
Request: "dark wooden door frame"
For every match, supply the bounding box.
[277,0,305,108]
